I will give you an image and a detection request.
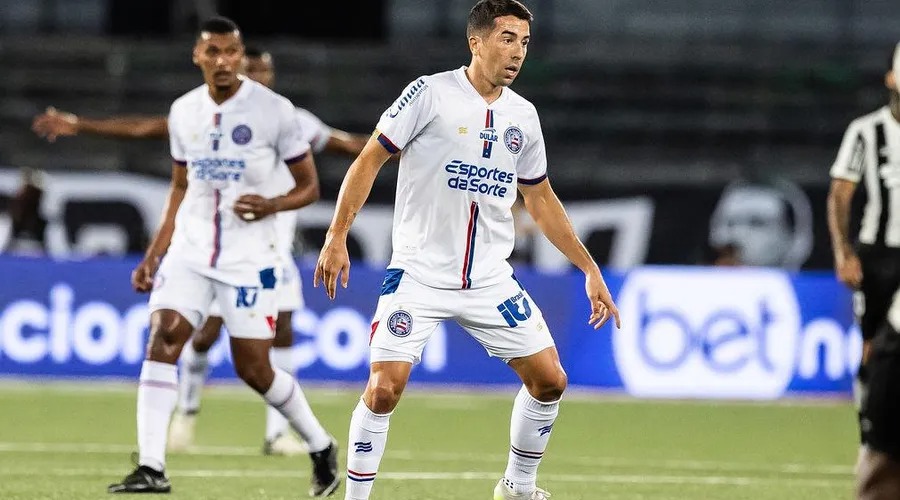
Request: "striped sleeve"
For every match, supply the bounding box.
[830,120,865,183]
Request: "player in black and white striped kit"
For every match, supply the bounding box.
[828,44,900,500]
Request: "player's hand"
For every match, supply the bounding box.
[836,251,863,289]
[314,233,350,300]
[31,106,78,143]
[233,194,276,222]
[585,268,620,330]
[131,256,159,293]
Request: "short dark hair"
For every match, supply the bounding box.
[466,0,533,38]
[197,16,241,39]
[244,46,269,60]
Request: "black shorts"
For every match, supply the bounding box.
[862,333,900,459]
[857,245,900,341]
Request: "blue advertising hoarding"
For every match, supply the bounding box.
[0,257,858,398]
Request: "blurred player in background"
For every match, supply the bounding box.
[33,47,370,457]
[314,1,620,499]
[106,17,339,496]
[828,43,900,499]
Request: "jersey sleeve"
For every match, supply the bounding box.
[275,98,311,164]
[294,108,332,154]
[168,104,186,166]
[516,111,548,185]
[374,76,435,153]
[830,120,865,183]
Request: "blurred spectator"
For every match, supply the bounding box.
[708,176,813,269]
[1,168,48,256]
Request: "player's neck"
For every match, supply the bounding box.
[207,80,243,105]
[890,92,900,123]
[464,65,503,104]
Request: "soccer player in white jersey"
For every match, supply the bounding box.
[32,48,369,457]
[107,18,339,496]
[314,2,620,499]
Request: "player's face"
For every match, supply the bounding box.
[244,55,274,89]
[477,15,530,87]
[193,32,244,91]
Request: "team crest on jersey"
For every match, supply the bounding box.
[504,126,524,154]
[231,124,253,145]
[387,310,413,337]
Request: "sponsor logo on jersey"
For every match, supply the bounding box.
[190,158,247,182]
[504,126,524,154]
[231,124,253,145]
[388,310,413,337]
[386,79,427,118]
[444,160,514,198]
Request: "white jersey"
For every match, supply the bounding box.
[263,106,334,256]
[167,78,310,275]
[375,67,547,289]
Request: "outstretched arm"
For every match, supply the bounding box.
[518,179,620,329]
[32,106,168,142]
[314,132,393,299]
[324,129,370,157]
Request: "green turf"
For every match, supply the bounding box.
[0,382,857,499]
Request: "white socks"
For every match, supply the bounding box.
[176,342,208,415]
[137,360,179,472]
[265,347,294,441]
[345,399,392,500]
[263,369,332,452]
[504,386,560,494]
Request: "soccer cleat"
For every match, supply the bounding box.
[493,478,551,499]
[263,431,309,456]
[167,412,196,452]
[108,465,172,494]
[307,438,340,497]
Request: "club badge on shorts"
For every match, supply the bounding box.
[387,310,413,337]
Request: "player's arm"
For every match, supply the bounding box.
[827,178,862,289]
[324,129,370,157]
[234,153,321,220]
[131,163,188,292]
[827,121,865,289]
[519,178,620,329]
[32,107,168,142]
[314,132,393,298]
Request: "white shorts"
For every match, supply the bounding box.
[207,256,303,317]
[149,255,278,339]
[369,269,555,364]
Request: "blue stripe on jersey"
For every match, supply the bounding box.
[518,173,547,185]
[377,133,400,154]
[380,268,405,295]
[283,151,308,164]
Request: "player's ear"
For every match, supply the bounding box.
[886,70,897,91]
[468,35,480,57]
[192,44,200,66]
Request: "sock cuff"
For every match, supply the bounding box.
[270,347,294,372]
[264,369,295,403]
[517,386,560,416]
[355,398,392,432]
[181,342,209,368]
[140,360,178,385]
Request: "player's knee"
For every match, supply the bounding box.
[235,360,275,393]
[366,381,403,413]
[146,313,192,362]
[530,369,567,402]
